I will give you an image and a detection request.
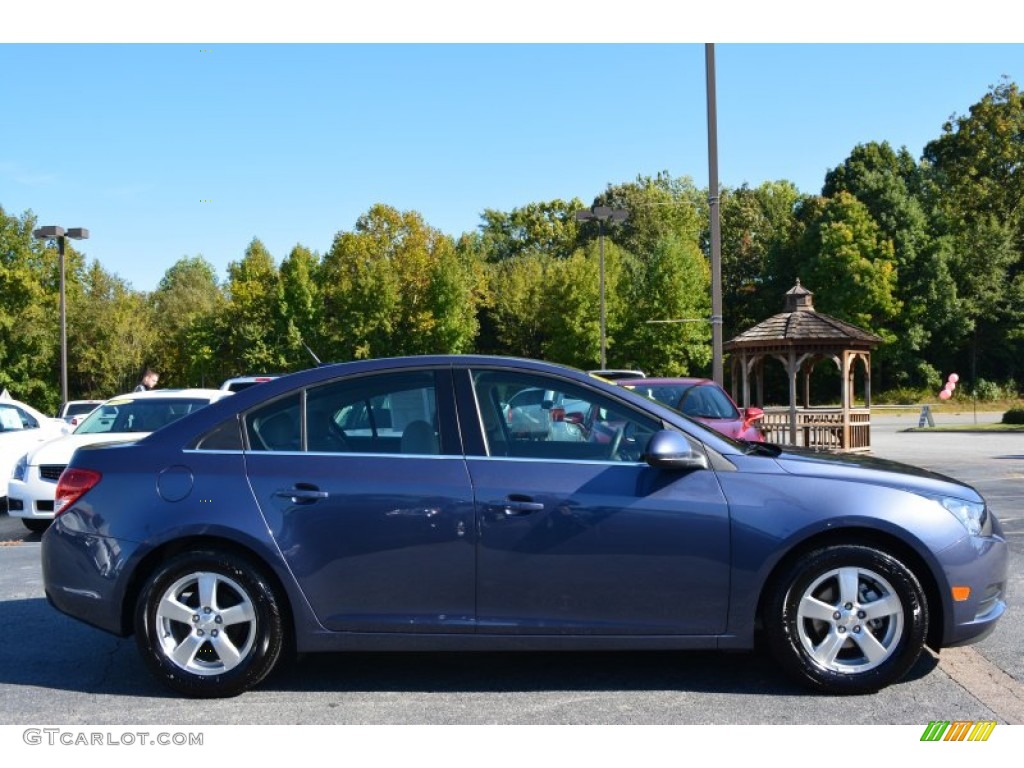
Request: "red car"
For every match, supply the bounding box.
[616,377,765,442]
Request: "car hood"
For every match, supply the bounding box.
[27,432,149,465]
[772,447,982,502]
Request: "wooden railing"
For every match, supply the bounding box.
[760,408,871,451]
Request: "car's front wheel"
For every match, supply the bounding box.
[134,550,284,698]
[764,544,928,694]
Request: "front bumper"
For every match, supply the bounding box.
[938,532,1009,647]
[7,467,58,521]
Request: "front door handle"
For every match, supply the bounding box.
[488,497,545,516]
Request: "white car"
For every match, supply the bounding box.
[57,399,104,427]
[0,394,69,500]
[220,375,279,392]
[7,388,230,532]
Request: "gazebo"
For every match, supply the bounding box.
[724,281,882,451]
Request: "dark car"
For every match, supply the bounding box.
[617,377,765,442]
[42,356,1007,698]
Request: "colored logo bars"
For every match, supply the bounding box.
[921,721,997,741]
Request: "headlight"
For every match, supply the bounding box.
[939,496,991,537]
[11,454,28,482]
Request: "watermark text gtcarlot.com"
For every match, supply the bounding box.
[23,729,203,746]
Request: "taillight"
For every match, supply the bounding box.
[54,468,102,516]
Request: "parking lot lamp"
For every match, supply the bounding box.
[575,206,628,369]
[32,225,89,406]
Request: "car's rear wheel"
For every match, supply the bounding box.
[765,544,928,694]
[22,519,51,534]
[134,550,284,698]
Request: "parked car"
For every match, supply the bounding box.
[617,377,765,442]
[7,389,230,532]
[503,387,587,442]
[0,394,68,499]
[42,356,1006,698]
[57,399,104,427]
[219,375,279,393]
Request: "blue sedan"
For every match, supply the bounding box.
[41,356,1008,697]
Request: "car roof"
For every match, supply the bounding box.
[617,377,714,387]
[0,395,51,422]
[103,388,231,402]
[220,375,280,388]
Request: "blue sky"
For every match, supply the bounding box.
[2,8,1021,292]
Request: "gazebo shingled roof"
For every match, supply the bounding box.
[725,280,882,351]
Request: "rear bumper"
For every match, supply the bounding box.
[41,514,138,636]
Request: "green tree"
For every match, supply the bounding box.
[592,172,705,259]
[150,256,226,387]
[720,181,803,338]
[222,238,288,375]
[541,240,626,369]
[924,79,1024,240]
[69,262,157,396]
[923,79,1024,382]
[484,254,551,359]
[793,192,902,339]
[320,205,477,359]
[823,142,951,386]
[0,207,59,409]
[617,234,712,376]
[423,239,479,354]
[279,245,323,368]
[478,199,584,262]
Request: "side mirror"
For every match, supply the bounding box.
[643,430,709,471]
[743,406,764,426]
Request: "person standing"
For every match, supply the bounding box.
[134,367,159,392]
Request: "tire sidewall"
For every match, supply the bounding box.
[134,550,283,698]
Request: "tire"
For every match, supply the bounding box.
[134,550,284,698]
[764,544,928,694]
[23,519,51,534]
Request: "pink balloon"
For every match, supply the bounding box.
[939,390,952,400]
[948,373,960,383]
[944,381,956,391]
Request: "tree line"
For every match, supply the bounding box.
[2,80,1021,413]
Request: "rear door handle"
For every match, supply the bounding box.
[274,486,329,504]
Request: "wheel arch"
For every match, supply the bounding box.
[120,535,296,651]
[754,527,946,650]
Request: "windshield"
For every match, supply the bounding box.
[75,398,213,434]
[64,402,99,417]
[630,383,740,420]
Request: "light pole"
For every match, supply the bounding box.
[705,43,724,386]
[32,225,89,406]
[575,205,627,369]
